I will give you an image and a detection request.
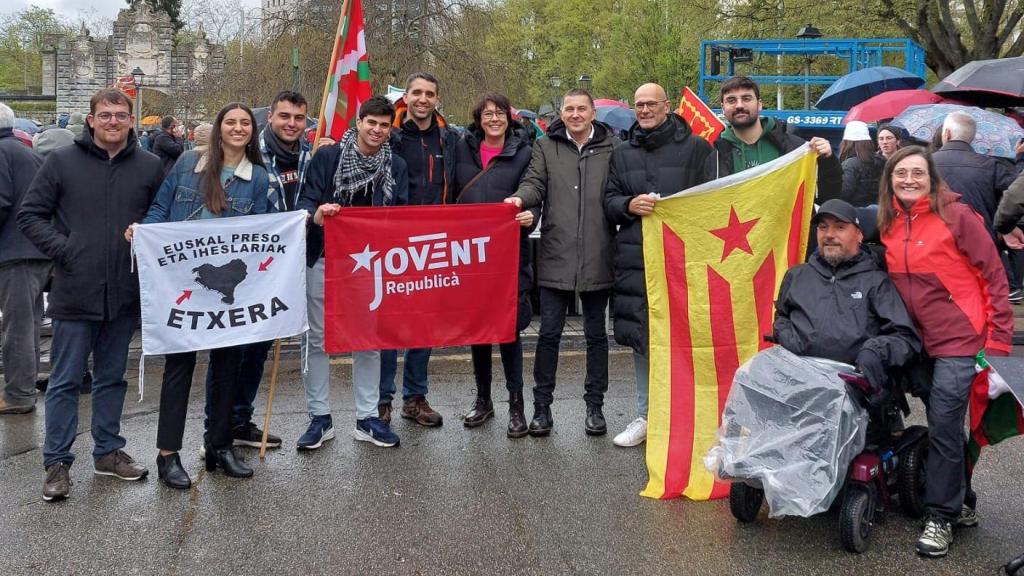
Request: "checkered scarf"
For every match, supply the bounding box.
[331,127,395,206]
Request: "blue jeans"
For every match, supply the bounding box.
[379,348,431,405]
[633,349,649,419]
[43,316,136,468]
[204,339,273,431]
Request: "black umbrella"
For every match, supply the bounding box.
[932,56,1024,108]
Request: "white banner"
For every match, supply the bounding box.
[134,212,308,355]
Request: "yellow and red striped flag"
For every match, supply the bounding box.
[641,145,818,500]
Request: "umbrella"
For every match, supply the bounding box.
[140,115,161,126]
[816,66,926,111]
[890,104,1024,158]
[594,98,628,109]
[932,57,1024,108]
[14,118,40,134]
[843,89,967,124]
[596,106,636,132]
[12,128,33,147]
[513,108,538,120]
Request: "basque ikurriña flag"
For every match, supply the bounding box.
[641,145,818,500]
[323,204,520,352]
[133,212,309,356]
[968,353,1024,470]
[316,0,372,142]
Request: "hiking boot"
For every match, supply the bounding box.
[232,422,282,448]
[613,417,647,447]
[956,504,979,528]
[585,405,607,436]
[401,395,443,427]
[42,463,72,502]
[916,516,953,557]
[354,417,400,447]
[464,396,494,428]
[378,403,392,426]
[296,415,335,451]
[94,449,149,481]
[528,404,553,437]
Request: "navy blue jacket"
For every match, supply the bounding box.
[390,104,458,206]
[297,144,408,267]
[933,140,1023,236]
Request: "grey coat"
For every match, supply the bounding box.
[514,119,617,292]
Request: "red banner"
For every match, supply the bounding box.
[676,86,725,144]
[324,204,520,352]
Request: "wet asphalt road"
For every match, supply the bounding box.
[1,347,1022,576]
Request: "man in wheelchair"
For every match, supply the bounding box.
[773,199,921,415]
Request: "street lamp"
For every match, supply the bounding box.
[796,24,822,109]
[131,66,146,134]
[550,75,562,111]
[578,74,592,91]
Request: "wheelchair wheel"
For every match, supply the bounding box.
[839,486,875,553]
[898,436,928,518]
[729,482,763,523]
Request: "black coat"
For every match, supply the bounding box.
[17,127,162,321]
[152,129,184,176]
[933,140,1020,236]
[604,114,714,353]
[840,153,886,207]
[389,107,459,206]
[773,248,920,369]
[452,124,537,330]
[0,128,46,265]
[705,118,842,201]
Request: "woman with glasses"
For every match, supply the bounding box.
[878,146,1013,557]
[125,102,271,489]
[452,92,538,438]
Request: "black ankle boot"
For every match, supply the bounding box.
[528,404,553,437]
[204,445,254,478]
[157,452,191,489]
[585,405,607,436]
[507,392,528,438]
[464,395,494,428]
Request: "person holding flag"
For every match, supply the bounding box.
[878,146,1013,557]
[296,95,408,450]
[128,102,271,489]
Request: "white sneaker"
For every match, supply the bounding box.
[613,417,647,447]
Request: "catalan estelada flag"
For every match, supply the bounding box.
[641,145,818,500]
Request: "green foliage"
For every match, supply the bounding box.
[0,7,70,93]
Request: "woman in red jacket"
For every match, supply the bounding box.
[878,146,1013,558]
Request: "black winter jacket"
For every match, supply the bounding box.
[840,153,886,207]
[604,114,714,353]
[453,124,537,330]
[153,129,184,177]
[705,118,842,201]
[17,127,162,320]
[296,143,409,268]
[0,128,46,265]
[773,248,920,370]
[389,104,459,206]
[933,140,1022,236]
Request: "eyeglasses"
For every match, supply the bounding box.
[93,112,131,123]
[722,94,757,106]
[634,100,667,111]
[481,110,507,120]
[893,168,928,179]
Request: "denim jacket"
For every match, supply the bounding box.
[142,150,271,223]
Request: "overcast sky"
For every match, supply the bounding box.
[2,0,261,23]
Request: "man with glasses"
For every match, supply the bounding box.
[706,76,840,197]
[604,83,714,447]
[19,88,164,501]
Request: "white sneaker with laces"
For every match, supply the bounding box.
[613,417,647,447]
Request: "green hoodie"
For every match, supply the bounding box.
[720,117,781,172]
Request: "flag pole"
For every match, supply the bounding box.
[312,0,351,153]
[259,339,283,461]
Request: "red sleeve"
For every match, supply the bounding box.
[949,205,1014,354]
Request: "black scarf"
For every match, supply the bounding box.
[263,126,300,165]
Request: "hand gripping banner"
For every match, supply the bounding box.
[323,204,519,352]
[133,212,309,355]
[641,145,818,500]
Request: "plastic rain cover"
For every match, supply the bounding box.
[704,346,869,518]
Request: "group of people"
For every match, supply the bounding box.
[2,69,1023,560]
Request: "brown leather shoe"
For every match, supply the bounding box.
[378,403,392,426]
[401,395,443,427]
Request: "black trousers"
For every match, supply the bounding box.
[157,346,243,452]
[533,287,609,407]
[471,335,523,398]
